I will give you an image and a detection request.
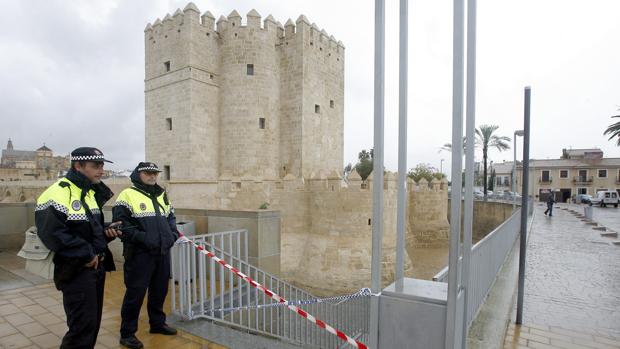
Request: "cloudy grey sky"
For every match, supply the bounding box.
[1,0,619,178]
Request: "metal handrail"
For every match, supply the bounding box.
[573,176,594,183]
[170,230,369,348]
[538,176,552,184]
[433,207,525,326]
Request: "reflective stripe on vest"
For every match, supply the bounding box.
[35,178,99,221]
[114,187,172,218]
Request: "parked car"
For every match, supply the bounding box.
[589,191,619,208]
[574,194,592,204]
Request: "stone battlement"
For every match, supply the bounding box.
[145,5,344,51]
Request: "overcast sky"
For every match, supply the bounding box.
[1,0,619,179]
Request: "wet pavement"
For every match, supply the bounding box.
[504,203,620,348]
[0,250,228,349]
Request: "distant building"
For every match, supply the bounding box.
[491,148,620,202]
[0,139,69,181]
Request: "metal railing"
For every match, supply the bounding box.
[573,176,594,184]
[170,230,369,348]
[538,176,552,184]
[433,208,523,326]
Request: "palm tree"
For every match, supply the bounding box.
[438,137,470,153]
[476,125,511,197]
[440,126,511,197]
[603,113,620,146]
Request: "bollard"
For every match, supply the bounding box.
[584,206,593,220]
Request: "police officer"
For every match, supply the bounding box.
[35,147,121,349]
[113,162,178,349]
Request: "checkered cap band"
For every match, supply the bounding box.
[137,166,161,172]
[71,154,106,161]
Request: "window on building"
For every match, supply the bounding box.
[164,61,171,72]
[560,170,568,178]
[541,170,550,182]
[247,64,254,76]
[330,100,335,108]
[259,117,265,129]
[598,169,607,178]
[315,104,320,113]
[166,118,172,131]
[577,188,587,195]
[164,165,170,180]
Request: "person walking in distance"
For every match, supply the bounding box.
[544,191,555,216]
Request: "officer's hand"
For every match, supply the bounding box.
[105,221,123,238]
[84,255,98,269]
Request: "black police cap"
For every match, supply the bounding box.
[136,162,162,173]
[70,147,113,163]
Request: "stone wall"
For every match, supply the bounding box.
[164,170,449,295]
[0,173,450,296]
[0,202,35,250]
[447,199,516,242]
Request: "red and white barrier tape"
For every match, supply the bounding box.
[176,234,369,349]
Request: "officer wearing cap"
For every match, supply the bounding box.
[35,147,122,349]
[113,162,179,348]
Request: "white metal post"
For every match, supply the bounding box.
[395,0,409,291]
[446,0,466,347]
[513,130,523,211]
[369,0,385,346]
[461,0,477,346]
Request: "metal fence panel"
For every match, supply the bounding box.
[170,230,370,348]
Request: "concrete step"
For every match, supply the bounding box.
[612,240,620,246]
[601,231,618,238]
[586,222,598,226]
[593,226,607,231]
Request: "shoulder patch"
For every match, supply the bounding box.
[71,200,82,211]
[140,203,147,211]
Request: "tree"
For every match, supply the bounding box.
[488,168,496,192]
[603,112,620,146]
[354,148,374,180]
[477,125,510,197]
[439,125,510,197]
[343,163,353,178]
[439,137,470,153]
[407,163,445,183]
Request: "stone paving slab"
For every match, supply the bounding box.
[0,250,228,349]
[504,323,620,349]
[506,204,620,346]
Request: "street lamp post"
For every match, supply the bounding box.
[513,130,524,210]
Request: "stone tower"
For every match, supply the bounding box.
[145,3,345,181]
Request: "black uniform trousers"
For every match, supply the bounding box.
[58,263,106,349]
[120,250,170,338]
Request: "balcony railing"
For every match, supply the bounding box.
[573,176,594,184]
[538,176,552,184]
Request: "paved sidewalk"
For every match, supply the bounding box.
[504,203,620,349]
[0,250,226,349]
